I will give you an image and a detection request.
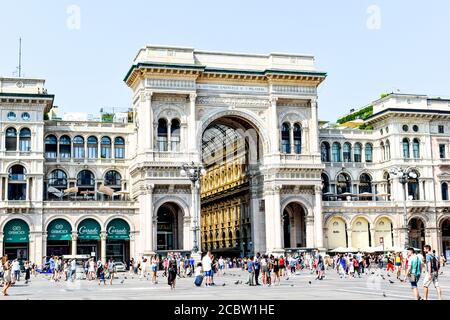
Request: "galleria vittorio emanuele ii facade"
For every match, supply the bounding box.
[1,45,450,264]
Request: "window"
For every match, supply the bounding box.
[281,123,291,153]
[413,125,419,132]
[438,125,445,134]
[87,136,98,158]
[385,140,391,160]
[413,138,420,159]
[354,143,362,162]
[343,142,352,162]
[359,173,373,198]
[321,173,330,194]
[380,142,385,161]
[5,127,17,151]
[8,165,26,200]
[408,172,420,200]
[293,124,302,154]
[332,143,341,162]
[403,138,410,158]
[321,142,330,162]
[402,125,409,132]
[439,144,446,159]
[104,170,121,188]
[336,173,351,194]
[59,135,71,158]
[48,170,67,188]
[45,135,57,158]
[73,136,85,159]
[114,137,125,159]
[21,112,30,121]
[365,143,373,163]
[77,170,95,186]
[101,136,111,158]
[19,128,31,152]
[7,112,16,120]
[171,119,181,152]
[157,119,168,151]
[442,182,449,201]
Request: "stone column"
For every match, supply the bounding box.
[146,92,153,152]
[41,232,47,258]
[310,99,319,154]
[370,228,376,247]
[347,228,353,248]
[306,216,315,248]
[314,186,324,249]
[71,232,78,255]
[289,124,294,154]
[264,184,284,253]
[269,97,279,154]
[0,233,3,257]
[167,121,172,152]
[129,232,136,261]
[100,231,107,263]
[189,93,197,153]
[145,184,154,254]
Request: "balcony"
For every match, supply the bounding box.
[43,199,137,209]
[323,200,432,208]
[2,200,33,209]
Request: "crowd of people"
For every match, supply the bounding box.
[0,245,447,299]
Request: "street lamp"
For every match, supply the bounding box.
[389,167,418,249]
[180,162,206,257]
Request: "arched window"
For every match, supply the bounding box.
[19,128,31,152]
[385,140,391,160]
[73,136,85,159]
[77,170,95,198]
[157,119,168,151]
[384,172,392,201]
[87,136,98,158]
[403,138,410,158]
[321,142,331,162]
[281,123,291,153]
[5,127,17,151]
[380,141,385,161]
[45,135,57,158]
[413,138,420,159]
[408,170,420,200]
[336,173,351,195]
[343,142,352,162]
[59,135,71,158]
[47,170,67,199]
[101,136,111,159]
[322,173,330,200]
[104,170,121,188]
[171,119,181,152]
[114,137,125,159]
[332,142,341,162]
[8,165,27,200]
[359,173,373,199]
[354,143,362,162]
[293,123,302,154]
[365,143,373,163]
[442,182,449,201]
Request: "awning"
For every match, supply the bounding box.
[98,185,115,197]
[47,219,72,241]
[64,186,78,193]
[48,186,64,198]
[77,219,101,240]
[107,219,130,240]
[4,219,29,243]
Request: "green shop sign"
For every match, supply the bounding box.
[4,219,29,243]
[107,219,130,240]
[77,219,100,240]
[47,219,72,241]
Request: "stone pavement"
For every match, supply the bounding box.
[1,266,448,300]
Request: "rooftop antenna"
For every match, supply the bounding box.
[18,37,22,77]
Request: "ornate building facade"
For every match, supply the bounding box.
[1,45,450,264]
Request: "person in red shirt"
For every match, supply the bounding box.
[386,255,395,273]
[279,256,285,277]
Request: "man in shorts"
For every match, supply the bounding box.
[423,245,443,300]
[406,247,422,300]
[201,251,212,287]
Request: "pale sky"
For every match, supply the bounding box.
[1,0,449,121]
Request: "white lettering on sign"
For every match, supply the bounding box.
[108,226,127,235]
[197,84,268,93]
[79,226,98,235]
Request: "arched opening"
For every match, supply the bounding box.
[59,135,71,158]
[403,138,410,159]
[156,202,183,252]
[374,217,394,249]
[87,136,98,158]
[19,128,31,152]
[441,219,450,259]
[365,143,373,163]
[73,136,85,159]
[5,127,17,151]
[352,217,371,250]
[106,218,130,263]
[326,217,348,249]
[114,137,125,159]
[385,140,391,160]
[3,219,30,262]
[8,165,27,200]
[101,136,112,159]
[171,119,181,152]
[282,202,306,249]
[380,141,385,161]
[413,138,420,159]
[321,142,330,162]
[47,219,72,256]
[442,182,449,201]
[45,135,57,158]
[383,172,392,201]
[103,170,122,200]
[47,169,68,200]
[354,143,362,162]
[77,218,101,260]
[281,122,291,153]
[293,123,302,154]
[343,142,352,162]
[359,173,373,200]
[157,119,168,151]
[76,170,95,199]
[332,142,341,162]
[200,115,263,257]
[336,172,352,196]
[409,218,425,249]
[407,170,420,200]
[321,173,330,200]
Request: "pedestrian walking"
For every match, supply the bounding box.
[70,259,77,281]
[108,259,116,285]
[168,256,177,290]
[2,261,12,296]
[202,251,213,287]
[24,261,31,284]
[254,253,261,285]
[151,255,159,284]
[97,261,106,285]
[406,247,422,300]
[423,245,443,300]
[12,259,20,283]
[246,257,254,286]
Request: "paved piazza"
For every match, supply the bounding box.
[2,267,448,300]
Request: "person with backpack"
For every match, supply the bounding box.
[253,253,261,285]
[423,245,443,300]
[406,247,422,300]
[246,256,255,286]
